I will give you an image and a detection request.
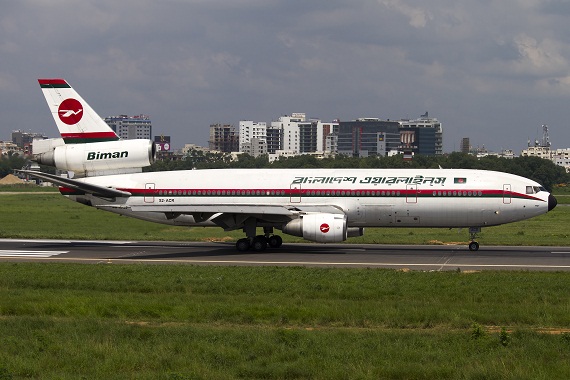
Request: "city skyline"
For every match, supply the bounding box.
[2,1,570,153]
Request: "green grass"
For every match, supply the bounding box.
[0,184,58,192]
[1,264,570,378]
[0,193,568,245]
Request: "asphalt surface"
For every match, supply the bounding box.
[1,239,570,271]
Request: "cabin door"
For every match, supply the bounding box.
[144,183,155,203]
[290,183,301,203]
[406,184,418,203]
[503,184,511,204]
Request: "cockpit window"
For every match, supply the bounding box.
[526,186,545,194]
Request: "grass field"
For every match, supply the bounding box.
[1,264,570,379]
[0,192,568,246]
[1,191,570,378]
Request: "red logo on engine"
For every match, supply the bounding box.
[58,98,83,125]
[320,223,330,233]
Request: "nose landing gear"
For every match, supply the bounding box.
[468,227,481,251]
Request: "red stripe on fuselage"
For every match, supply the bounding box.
[111,188,545,202]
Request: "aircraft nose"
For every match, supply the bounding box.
[548,194,558,211]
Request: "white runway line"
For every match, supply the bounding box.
[0,250,68,258]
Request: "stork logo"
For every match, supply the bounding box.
[58,98,83,125]
[320,223,330,233]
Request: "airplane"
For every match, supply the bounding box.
[21,78,557,252]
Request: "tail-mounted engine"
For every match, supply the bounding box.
[33,139,156,177]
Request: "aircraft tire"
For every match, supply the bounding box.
[252,237,268,251]
[236,238,250,252]
[468,241,480,252]
[268,235,283,248]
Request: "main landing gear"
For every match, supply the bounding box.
[468,227,481,252]
[236,226,283,252]
[236,235,283,252]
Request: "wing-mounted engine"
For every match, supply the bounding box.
[33,139,156,177]
[281,213,348,243]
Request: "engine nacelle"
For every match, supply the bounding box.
[281,213,347,243]
[34,139,156,177]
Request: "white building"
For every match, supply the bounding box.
[239,121,267,154]
[271,114,305,154]
[521,146,570,172]
[552,149,570,172]
[520,146,552,159]
[104,115,152,140]
[317,121,339,154]
[0,141,24,156]
[240,113,338,159]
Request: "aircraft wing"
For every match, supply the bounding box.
[127,203,345,231]
[128,204,344,216]
[17,170,132,198]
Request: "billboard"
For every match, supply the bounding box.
[154,135,171,152]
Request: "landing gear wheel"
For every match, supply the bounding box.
[468,241,480,252]
[252,236,268,251]
[268,235,283,248]
[236,238,250,252]
[468,227,481,252]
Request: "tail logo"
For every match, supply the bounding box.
[58,98,83,125]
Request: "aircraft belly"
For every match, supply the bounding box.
[356,200,499,228]
[361,204,395,226]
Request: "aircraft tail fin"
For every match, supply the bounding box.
[38,79,119,144]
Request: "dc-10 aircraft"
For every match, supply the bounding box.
[22,78,557,252]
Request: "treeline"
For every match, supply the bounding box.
[147,150,570,191]
[2,149,566,191]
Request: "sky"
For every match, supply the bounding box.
[2,0,570,153]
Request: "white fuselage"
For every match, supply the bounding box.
[63,168,551,229]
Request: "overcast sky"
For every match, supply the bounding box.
[2,0,570,153]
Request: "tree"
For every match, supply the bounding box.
[0,152,26,178]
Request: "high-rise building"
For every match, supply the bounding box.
[271,114,306,154]
[265,124,283,154]
[239,121,267,155]
[104,115,152,140]
[299,121,318,153]
[399,114,443,155]
[398,126,436,156]
[337,119,401,157]
[461,138,470,154]
[208,123,238,152]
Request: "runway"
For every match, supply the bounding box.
[2,239,570,271]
